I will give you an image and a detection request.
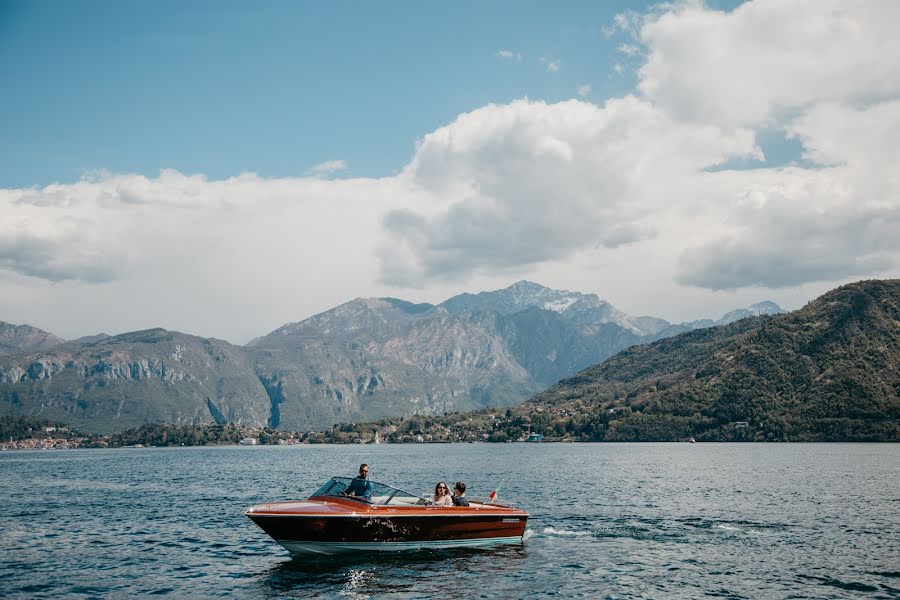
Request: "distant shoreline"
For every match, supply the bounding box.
[3,439,897,451]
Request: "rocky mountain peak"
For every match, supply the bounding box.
[252,296,440,348]
[0,321,66,356]
[506,280,550,293]
[443,280,586,314]
[440,281,656,334]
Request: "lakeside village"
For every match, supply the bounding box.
[2,397,778,450]
[0,411,555,451]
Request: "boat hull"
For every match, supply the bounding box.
[246,496,528,555]
[247,501,528,554]
[247,502,528,555]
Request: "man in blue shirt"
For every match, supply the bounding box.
[343,463,374,499]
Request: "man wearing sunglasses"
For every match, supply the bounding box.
[342,463,374,499]
[451,481,469,507]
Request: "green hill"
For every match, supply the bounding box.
[525,279,900,441]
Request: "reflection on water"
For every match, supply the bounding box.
[258,546,526,598]
[1,444,898,598]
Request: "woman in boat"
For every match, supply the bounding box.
[431,481,453,505]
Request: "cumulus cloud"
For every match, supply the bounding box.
[376,1,900,291]
[577,84,591,98]
[586,0,900,291]
[676,170,900,289]
[787,100,900,172]
[0,217,118,283]
[636,0,900,127]
[0,170,414,341]
[676,99,900,289]
[496,50,522,60]
[378,98,760,286]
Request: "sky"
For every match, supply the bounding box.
[1,0,899,344]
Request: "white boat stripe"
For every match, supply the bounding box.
[278,536,524,555]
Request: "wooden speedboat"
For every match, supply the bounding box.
[246,477,529,555]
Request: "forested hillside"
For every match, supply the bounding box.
[525,280,900,441]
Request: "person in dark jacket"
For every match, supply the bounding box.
[343,463,374,499]
[451,481,469,507]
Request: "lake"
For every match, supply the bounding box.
[1,443,898,598]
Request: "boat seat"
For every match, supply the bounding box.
[386,497,423,506]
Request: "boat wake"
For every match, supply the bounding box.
[536,526,593,539]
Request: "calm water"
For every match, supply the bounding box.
[1,443,898,599]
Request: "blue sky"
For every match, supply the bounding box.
[2,0,741,187]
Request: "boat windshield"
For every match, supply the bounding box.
[311,477,431,506]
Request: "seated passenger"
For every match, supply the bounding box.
[451,481,469,507]
[342,463,374,499]
[431,482,453,506]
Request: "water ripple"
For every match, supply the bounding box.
[1,443,898,598]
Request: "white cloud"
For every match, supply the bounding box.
[380,98,760,286]
[0,171,417,341]
[577,84,591,98]
[636,0,900,127]
[0,215,118,283]
[497,50,522,61]
[675,168,900,289]
[676,99,900,289]
[602,0,900,290]
[617,43,640,57]
[612,11,641,37]
[787,100,900,172]
[539,57,560,72]
[307,160,347,177]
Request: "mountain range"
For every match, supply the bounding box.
[326,280,900,443]
[0,282,783,434]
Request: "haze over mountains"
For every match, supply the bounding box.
[0,282,783,434]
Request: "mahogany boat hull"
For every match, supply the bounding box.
[246,498,529,556]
